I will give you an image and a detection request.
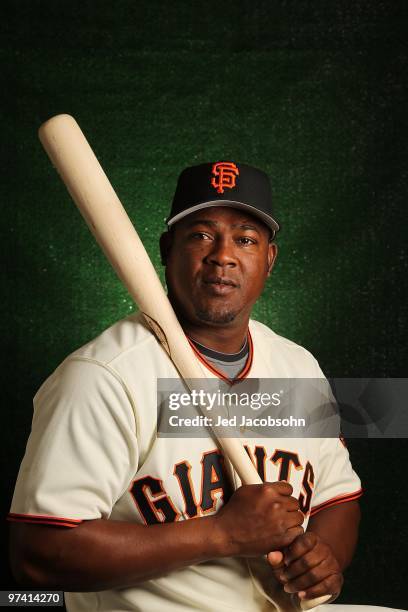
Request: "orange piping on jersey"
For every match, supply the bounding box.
[186,330,253,385]
[199,448,227,516]
[142,479,181,524]
[254,445,267,482]
[243,445,256,467]
[129,475,182,525]
[173,459,201,518]
[271,448,303,483]
[187,340,230,382]
[236,330,253,380]
[7,512,82,528]
[310,488,363,517]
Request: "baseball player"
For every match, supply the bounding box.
[9,162,403,612]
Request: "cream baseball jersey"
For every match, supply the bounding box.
[9,313,362,612]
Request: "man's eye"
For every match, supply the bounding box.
[191,232,212,240]
[237,237,256,245]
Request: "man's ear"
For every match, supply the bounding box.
[267,242,278,276]
[159,231,173,265]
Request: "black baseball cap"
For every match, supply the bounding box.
[166,161,280,236]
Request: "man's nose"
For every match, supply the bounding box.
[205,239,236,267]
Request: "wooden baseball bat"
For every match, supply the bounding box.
[38,114,258,485]
[38,114,330,611]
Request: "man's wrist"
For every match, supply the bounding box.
[202,515,233,559]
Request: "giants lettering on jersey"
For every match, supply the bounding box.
[130,447,315,525]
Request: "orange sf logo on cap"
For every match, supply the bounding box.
[211,162,239,194]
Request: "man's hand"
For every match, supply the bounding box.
[269,531,343,603]
[9,481,303,591]
[214,481,304,557]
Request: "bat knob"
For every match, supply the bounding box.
[298,593,332,610]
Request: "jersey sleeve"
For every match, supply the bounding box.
[308,357,362,516]
[310,436,362,516]
[8,357,139,527]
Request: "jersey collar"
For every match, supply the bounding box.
[186,330,253,384]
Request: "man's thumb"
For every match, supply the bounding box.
[267,550,284,567]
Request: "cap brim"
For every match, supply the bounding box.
[166,200,280,233]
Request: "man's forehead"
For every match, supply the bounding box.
[179,207,268,231]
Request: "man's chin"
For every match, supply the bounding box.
[195,308,237,325]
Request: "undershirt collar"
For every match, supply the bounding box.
[189,336,249,363]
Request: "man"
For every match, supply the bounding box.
[9,161,392,611]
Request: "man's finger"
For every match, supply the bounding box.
[280,525,304,547]
[285,496,302,512]
[279,550,328,582]
[284,532,318,565]
[298,576,341,603]
[283,570,342,597]
[269,480,294,496]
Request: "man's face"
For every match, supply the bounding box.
[162,207,277,328]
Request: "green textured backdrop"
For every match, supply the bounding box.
[2,1,407,607]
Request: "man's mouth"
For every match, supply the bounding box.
[203,275,238,286]
[202,276,239,294]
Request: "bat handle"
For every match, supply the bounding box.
[227,449,332,609]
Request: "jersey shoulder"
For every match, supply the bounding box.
[68,311,157,367]
[249,319,324,377]
[33,311,162,411]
